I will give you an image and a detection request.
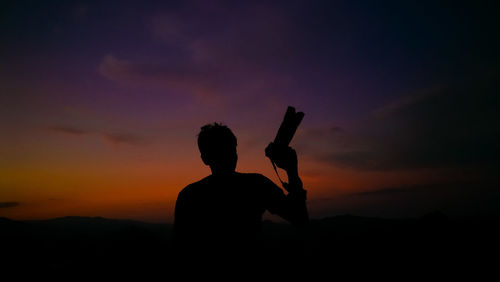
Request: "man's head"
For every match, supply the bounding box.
[198,123,238,175]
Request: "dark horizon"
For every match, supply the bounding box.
[2,209,498,276]
[2,207,498,226]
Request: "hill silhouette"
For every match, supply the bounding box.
[1,213,498,275]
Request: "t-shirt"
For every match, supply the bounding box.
[174,172,307,257]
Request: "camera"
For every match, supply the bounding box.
[266,106,304,160]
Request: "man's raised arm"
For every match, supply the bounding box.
[265,143,309,227]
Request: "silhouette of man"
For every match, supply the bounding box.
[174,123,308,261]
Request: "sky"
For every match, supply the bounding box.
[1,0,499,222]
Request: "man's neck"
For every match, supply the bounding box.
[210,170,237,178]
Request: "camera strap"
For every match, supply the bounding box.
[270,160,287,188]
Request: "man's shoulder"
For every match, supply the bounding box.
[236,172,277,187]
[178,176,211,197]
[237,172,268,180]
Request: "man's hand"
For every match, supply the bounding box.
[265,142,298,173]
[266,142,304,194]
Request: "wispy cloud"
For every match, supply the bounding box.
[351,187,408,197]
[46,125,146,146]
[371,86,443,119]
[97,1,304,105]
[46,126,88,135]
[0,202,20,208]
[102,132,145,146]
[312,74,500,171]
[311,180,500,218]
[98,54,218,100]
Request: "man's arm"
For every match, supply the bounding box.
[280,168,309,227]
[265,143,309,227]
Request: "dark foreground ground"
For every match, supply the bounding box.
[1,212,499,277]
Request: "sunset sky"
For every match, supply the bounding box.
[1,0,499,222]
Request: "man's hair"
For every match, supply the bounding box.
[197,123,237,155]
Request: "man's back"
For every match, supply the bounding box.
[174,172,285,245]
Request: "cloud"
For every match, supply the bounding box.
[98,54,218,100]
[46,126,88,135]
[98,1,308,104]
[351,187,410,197]
[371,86,443,119]
[46,125,146,146]
[102,132,145,146]
[148,1,297,66]
[330,126,344,134]
[316,73,500,171]
[0,202,20,208]
[312,180,500,218]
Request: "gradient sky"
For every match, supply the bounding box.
[1,0,499,222]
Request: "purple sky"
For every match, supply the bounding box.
[1,0,499,221]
